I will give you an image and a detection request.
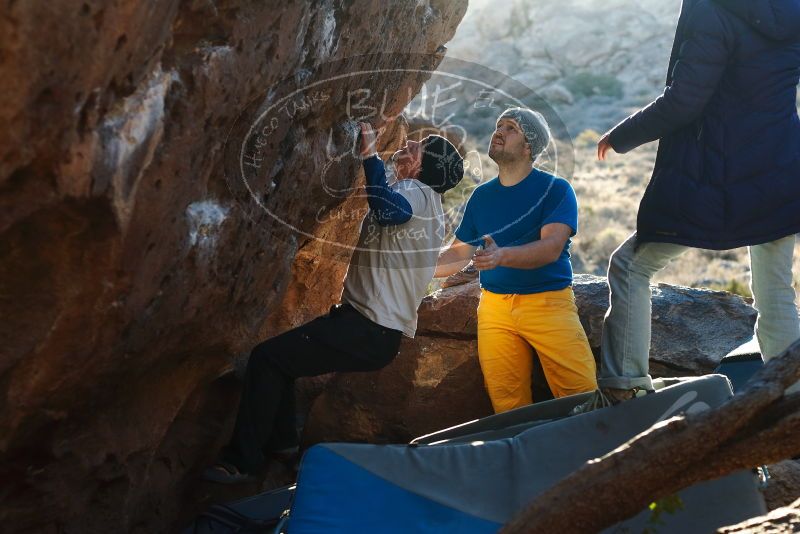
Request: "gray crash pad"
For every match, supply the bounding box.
[302,375,765,532]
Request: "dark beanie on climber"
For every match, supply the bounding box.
[418,135,464,194]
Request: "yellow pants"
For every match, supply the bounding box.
[477,287,598,413]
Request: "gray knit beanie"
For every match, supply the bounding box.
[497,107,551,162]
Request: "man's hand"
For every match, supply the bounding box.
[597,132,615,161]
[434,238,476,278]
[473,235,504,271]
[358,121,378,159]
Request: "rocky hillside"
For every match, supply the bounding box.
[447,0,682,138]
[449,0,799,139]
[0,1,467,532]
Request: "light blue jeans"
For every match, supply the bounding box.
[598,233,800,394]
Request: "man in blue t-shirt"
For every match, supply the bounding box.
[434,107,597,413]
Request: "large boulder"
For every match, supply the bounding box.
[303,274,757,444]
[304,336,487,445]
[718,497,800,533]
[0,1,467,532]
[418,274,758,376]
[764,461,800,512]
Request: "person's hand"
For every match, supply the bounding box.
[597,132,615,161]
[473,235,504,271]
[358,121,378,159]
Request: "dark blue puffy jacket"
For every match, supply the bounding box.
[608,0,800,249]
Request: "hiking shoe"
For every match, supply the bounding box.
[569,387,641,416]
[201,461,258,484]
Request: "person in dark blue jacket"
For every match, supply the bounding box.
[587,0,800,407]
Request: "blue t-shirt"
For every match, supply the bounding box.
[454,168,578,295]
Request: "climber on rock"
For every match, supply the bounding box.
[202,121,464,483]
[434,107,598,414]
[574,0,800,413]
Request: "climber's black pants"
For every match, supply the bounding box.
[222,303,402,474]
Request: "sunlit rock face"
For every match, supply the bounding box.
[0,1,467,531]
